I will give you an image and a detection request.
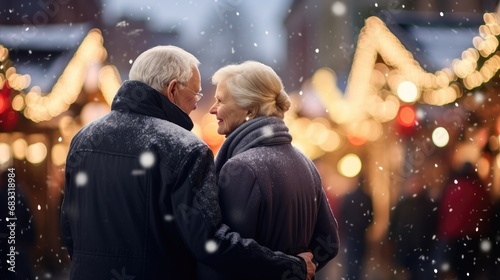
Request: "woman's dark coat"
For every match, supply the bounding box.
[201,117,339,279]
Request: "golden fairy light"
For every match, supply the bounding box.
[432,127,450,148]
[0,142,11,166]
[26,142,47,164]
[296,12,500,155]
[99,65,122,105]
[11,137,27,160]
[21,29,111,122]
[51,143,68,166]
[345,16,461,108]
[338,153,362,178]
[5,67,31,91]
[11,94,25,111]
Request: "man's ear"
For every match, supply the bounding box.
[163,79,178,102]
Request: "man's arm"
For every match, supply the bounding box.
[168,146,311,280]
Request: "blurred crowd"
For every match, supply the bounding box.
[321,157,500,280]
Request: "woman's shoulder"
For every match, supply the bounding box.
[231,146,273,162]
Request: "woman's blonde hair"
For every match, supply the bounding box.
[212,61,290,118]
[129,45,200,92]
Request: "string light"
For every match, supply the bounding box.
[291,12,500,158]
[2,13,500,168]
[21,29,110,122]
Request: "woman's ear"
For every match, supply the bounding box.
[163,79,178,102]
[247,106,258,119]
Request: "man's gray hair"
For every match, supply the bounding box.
[129,45,200,92]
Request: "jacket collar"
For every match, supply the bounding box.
[111,80,194,131]
[215,116,291,173]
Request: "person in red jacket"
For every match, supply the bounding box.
[434,162,491,280]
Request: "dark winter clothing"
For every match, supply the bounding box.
[60,81,307,280]
[200,117,339,279]
[388,189,438,280]
[340,181,373,280]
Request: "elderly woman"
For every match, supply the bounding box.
[205,61,339,279]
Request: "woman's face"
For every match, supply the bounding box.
[209,80,248,136]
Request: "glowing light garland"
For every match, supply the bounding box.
[0,29,121,123]
[298,13,500,154]
[1,13,500,163]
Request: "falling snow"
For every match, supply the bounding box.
[164,214,174,222]
[205,240,218,253]
[139,151,156,168]
[75,171,88,187]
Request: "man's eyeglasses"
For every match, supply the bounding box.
[181,84,203,102]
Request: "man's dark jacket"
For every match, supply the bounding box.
[60,81,307,280]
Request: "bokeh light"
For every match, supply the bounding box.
[397,105,416,127]
[11,94,25,111]
[331,1,347,17]
[26,142,48,164]
[0,142,11,167]
[338,153,362,178]
[397,81,419,103]
[432,127,450,147]
[12,138,27,160]
[51,143,68,166]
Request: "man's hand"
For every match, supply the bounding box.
[297,252,316,280]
